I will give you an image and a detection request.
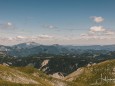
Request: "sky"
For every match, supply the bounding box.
[0,0,115,45]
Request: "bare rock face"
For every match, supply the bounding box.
[40,59,50,72]
[2,63,9,66]
[50,72,64,79]
[64,68,84,81]
[41,59,49,68]
[53,80,67,86]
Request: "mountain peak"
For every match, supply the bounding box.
[25,42,40,46]
[12,42,40,49]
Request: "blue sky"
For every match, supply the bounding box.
[0,0,115,45]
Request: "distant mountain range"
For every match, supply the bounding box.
[0,42,115,57]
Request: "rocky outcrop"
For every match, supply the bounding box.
[64,68,84,81]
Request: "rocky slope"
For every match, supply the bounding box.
[64,59,115,86]
[0,64,67,86]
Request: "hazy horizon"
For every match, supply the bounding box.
[1,41,115,46]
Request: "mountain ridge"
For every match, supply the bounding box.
[0,42,115,57]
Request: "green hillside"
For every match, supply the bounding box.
[0,64,67,86]
[65,59,115,86]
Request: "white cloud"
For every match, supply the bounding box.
[90,26,106,32]
[80,33,88,36]
[38,34,53,39]
[9,34,54,42]
[105,31,115,35]
[0,34,55,45]
[48,25,55,29]
[7,22,12,26]
[8,37,14,41]
[16,36,26,39]
[0,22,15,29]
[91,16,104,23]
[81,26,115,40]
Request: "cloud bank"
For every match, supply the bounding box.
[90,26,105,32]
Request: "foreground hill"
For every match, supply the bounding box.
[64,59,115,86]
[0,65,67,86]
